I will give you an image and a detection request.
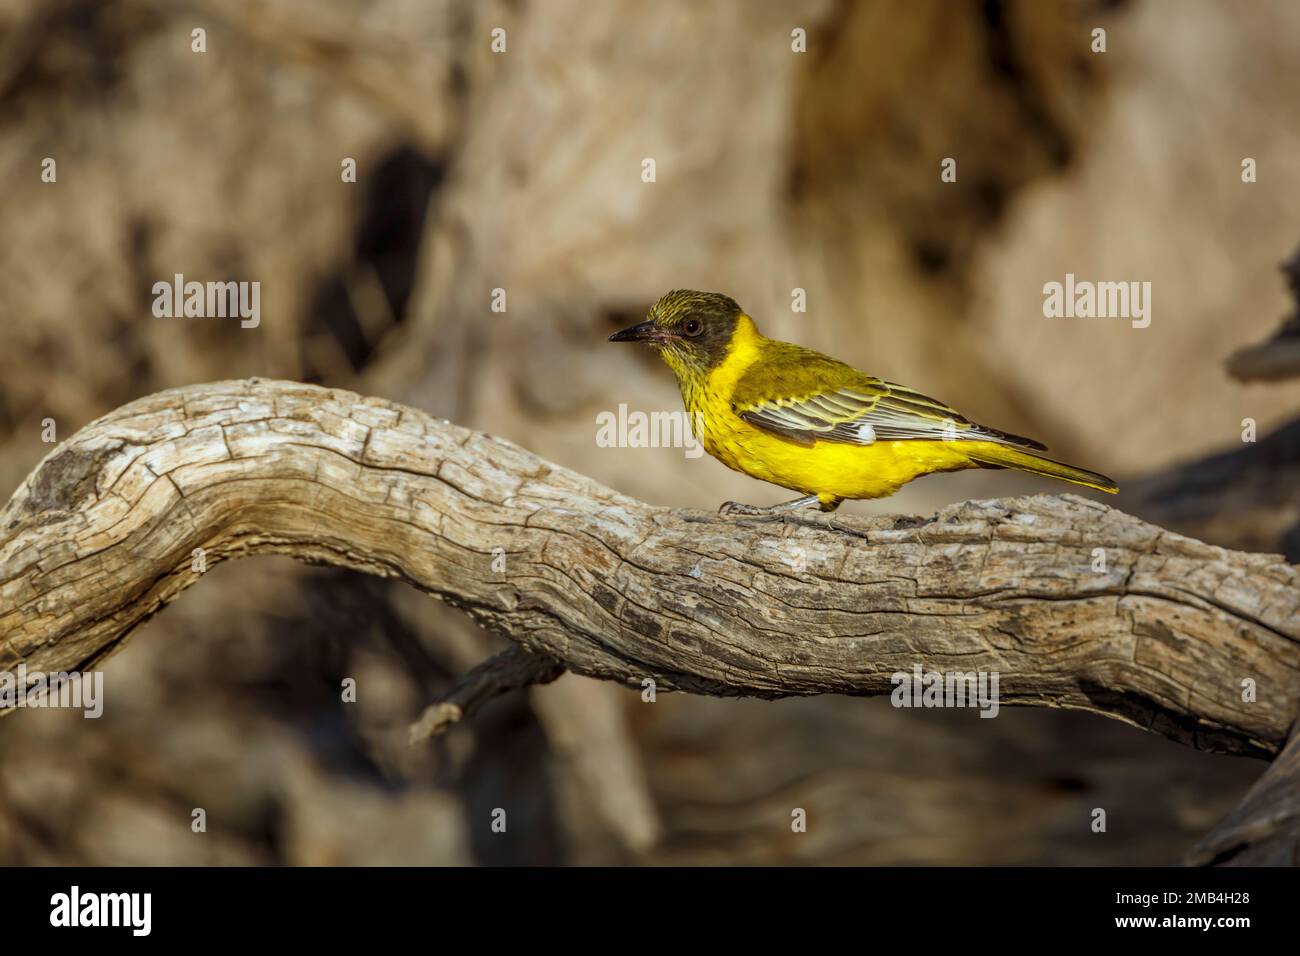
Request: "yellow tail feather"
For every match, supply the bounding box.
[966,445,1118,494]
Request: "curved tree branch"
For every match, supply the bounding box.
[1,380,1297,767]
[409,645,565,742]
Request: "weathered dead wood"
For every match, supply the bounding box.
[409,645,564,742]
[1,380,1297,766]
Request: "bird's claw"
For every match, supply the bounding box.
[719,494,825,518]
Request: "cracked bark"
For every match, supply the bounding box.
[1,379,1298,860]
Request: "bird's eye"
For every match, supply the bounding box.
[683,319,702,337]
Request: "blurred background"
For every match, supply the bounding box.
[1,0,1298,865]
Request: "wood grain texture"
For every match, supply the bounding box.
[2,380,1297,763]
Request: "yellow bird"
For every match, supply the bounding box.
[609,290,1117,514]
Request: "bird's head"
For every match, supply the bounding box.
[609,290,746,379]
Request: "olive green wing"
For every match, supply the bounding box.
[731,343,1046,450]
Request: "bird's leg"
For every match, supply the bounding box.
[719,494,823,517]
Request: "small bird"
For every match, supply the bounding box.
[610,290,1117,514]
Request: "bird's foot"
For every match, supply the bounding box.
[719,494,823,518]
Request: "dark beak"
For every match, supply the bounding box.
[609,320,673,343]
